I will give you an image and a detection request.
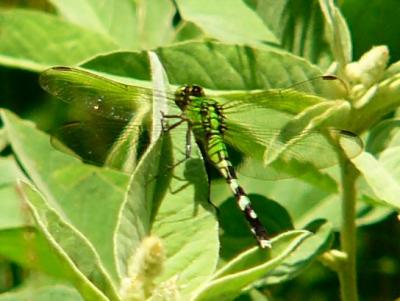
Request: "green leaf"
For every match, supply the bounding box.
[264,220,333,284]
[48,0,176,49]
[351,151,400,210]
[0,9,118,71]
[379,146,400,186]
[247,0,334,68]
[356,195,393,226]
[154,132,219,298]
[350,71,400,133]
[319,0,352,66]
[0,228,68,279]
[0,128,7,151]
[366,119,400,155]
[0,186,27,229]
[192,231,310,301]
[0,157,29,229]
[114,136,171,278]
[1,109,129,283]
[173,21,206,42]
[83,41,328,91]
[19,181,119,301]
[0,284,84,301]
[114,129,219,299]
[174,0,278,45]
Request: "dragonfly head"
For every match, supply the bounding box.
[175,85,205,109]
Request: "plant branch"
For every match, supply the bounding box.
[338,158,359,301]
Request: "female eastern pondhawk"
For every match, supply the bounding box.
[40,66,363,248]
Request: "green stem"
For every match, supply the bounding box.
[338,159,359,301]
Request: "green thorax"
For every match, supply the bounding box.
[175,85,227,145]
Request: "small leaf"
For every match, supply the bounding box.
[366,119,400,155]
[174,21,206,42]
[264,220,333,284]
[350,72,400,133]
[192,231,310,301]
[352,151,400,210]
[319,0,352,66]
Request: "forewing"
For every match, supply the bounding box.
[40,66,155,121]
[212,75,347,115]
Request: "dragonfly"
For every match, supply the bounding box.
[40,66,363,248]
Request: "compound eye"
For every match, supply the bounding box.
[192,85,203,96]
[183,86,191,95]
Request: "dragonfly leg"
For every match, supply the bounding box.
[167,124,193,171]
[161,112,189,132]
[185,124,192,159]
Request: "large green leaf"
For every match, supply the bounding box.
[0,9,118,71]
[19,181,119,301]
[83,41,346,97]
[0,284,84,301]
[1,109,129,283]
[174,0,278,45]
[104,118,218,299]
[48,0,176,49]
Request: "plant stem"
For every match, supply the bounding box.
[338,158,359,301]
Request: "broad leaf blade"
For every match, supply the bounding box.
[82,42,330,90]
[192,231,310,301]
[0,9,118,71]
[49,0,176,49]
[1,109,129,283]
[175,0,278,45]
[19,181,119,301]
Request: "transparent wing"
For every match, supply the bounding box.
[223,124,362,180]
[40,66,173,121]
[212,81,362,180]
[51,118,148,169]
[210,75,347,115]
